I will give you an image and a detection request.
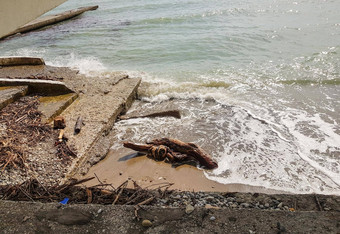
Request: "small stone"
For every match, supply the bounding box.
[264,203,270,208]
[142,219,152,227]
[186,204,195,214]
[231,204,238,208]
[206,196,215,202]
[241,203,250,208]
[210,216,216,221]
[277,202,283,208]
[205,204,220,209]
[97,209,103,214]
[259,205,264,209]
[22,216,30,222]
[227,197,235,202]
[324,207,331,211]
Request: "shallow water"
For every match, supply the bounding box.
[0,0,339,194]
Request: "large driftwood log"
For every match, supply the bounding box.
[123,138,218,169]
[148,138,218,169]
[119,110,181,120]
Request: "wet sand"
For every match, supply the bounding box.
[82,148,284,194]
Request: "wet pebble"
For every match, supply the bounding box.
[142,219,152,227]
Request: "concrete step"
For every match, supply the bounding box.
[0,86,28,110]
[0,78,73,96]
[62,77,141,179]
[38,93,78,123]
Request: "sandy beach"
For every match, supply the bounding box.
[82,147,283,194]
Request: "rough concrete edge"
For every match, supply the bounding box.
[0,57,45,66]
[0,78,74,96]
[63,78,141,182]
[44,93,79,123]
[0,86,28,110]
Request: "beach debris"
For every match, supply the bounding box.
[55,138,77,162]
[60,198,69,205]
[142,219,153,227]
[0,177,171,207]
[0,96,51,171]
[54,116,66,129]
[58,129,65,142]
[119,110,181,120]
[74,116,83,134]
[123,138,218,169]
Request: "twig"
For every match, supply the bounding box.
[314,194,323,211]
[136,196,154,206]
[112,181,128,205]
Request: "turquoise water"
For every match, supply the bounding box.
[1,0,339,194]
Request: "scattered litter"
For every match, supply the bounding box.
[60,198,69,205]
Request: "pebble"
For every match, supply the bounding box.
[264,203,270,208]
[97,209,103,214]
[186,204,195,214]
[210,216,216,221]
[241,203,250,208]
[231,204,238,208]
[206,196,215,202]
[277,202,283,208]
[142,219,152,227]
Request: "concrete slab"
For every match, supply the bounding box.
[0,78,73,96]
[38,93,78,123]
[0,65,141,186]
[0,57,45,66]
[0,86,28,110]
[63,77,141,180]
[2,6,99,39]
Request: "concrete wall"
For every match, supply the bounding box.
[0,0,67,39]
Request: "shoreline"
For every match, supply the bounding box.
[82,147,287,194]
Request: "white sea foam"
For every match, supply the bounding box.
[47,53,107,75]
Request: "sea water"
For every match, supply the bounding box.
[1,0,339,195]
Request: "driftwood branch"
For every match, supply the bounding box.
[123,138,218,169]
[119,110,181,120]
[148,138,218,169]
[74,116,83,134]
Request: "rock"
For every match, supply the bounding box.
[206,196,215,202]
[278,202,283,208]
[231,204,238,208]
[265,203,270,208]
[226,197,235,202]
[142,219,152,227]
[205,204,220,209]
[186,204,195,214]
[241,203,250,208]
[210,216,216,221]
[97,209,103,214]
